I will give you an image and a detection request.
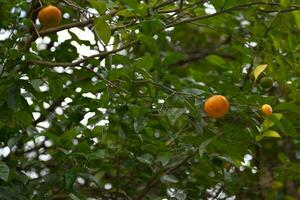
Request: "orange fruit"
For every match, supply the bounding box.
[204,95,230,118]
[37,5,62,28]
[261,104,272,117]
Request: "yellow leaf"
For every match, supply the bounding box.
[253,64,268,82]
[262,130,281,138]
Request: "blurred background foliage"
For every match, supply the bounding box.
[1,0,300,199]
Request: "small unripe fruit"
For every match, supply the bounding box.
[261,104,272,117]
[259,77,273,88]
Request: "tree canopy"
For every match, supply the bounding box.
[1,0,300,199]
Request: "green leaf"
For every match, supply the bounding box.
[132,56,153,70]
[206,55,226,68]
[278,152,290,164]
[95,17,111,45]
[253,64,268,82]
[199,137,216,157]
[160,174,179,184]
[0,161,9,181]
[90,0,107,15]
[211,154,240,167]
[139,34,159,56]
[293,10,300,32]
[88,150,108,160]
[282,118,297,137]
[6,83,21,111]
[274,103,300,114]
[64,171,76,191]
[166,108,186,125]
[269,114,285,133]
[137,153,153,165]
[31,79,44,92]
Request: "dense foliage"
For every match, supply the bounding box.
[1,0,300,199]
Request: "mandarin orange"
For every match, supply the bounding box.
[204,95,230,118]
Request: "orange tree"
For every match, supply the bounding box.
[1,0,300,199]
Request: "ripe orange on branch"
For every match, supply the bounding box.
[204,95,230,118]
[261,104,272,117]
[38,5,62,28]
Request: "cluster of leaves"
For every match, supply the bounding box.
[0,0,300,199]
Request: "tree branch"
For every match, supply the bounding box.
[165,2,282,28]
[28,40,138,67]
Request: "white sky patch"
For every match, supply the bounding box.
[43,102,50,109]
[53,66,65,73]
[24,140,35,151]
[37,120,50,129]
[204,2,216,14]
[97,107,107,113]
[32,112,41,120]
[80,112,96,126]
[0,29,12,41]
[57,29,72,44]
[82,92,97,99]
[104,183,112,190]
[76,177,86,185]
[23,170,39,179]
[0,146,10,158]
[35,136,46,145]
[55,107,64,115]
[71,40,99,57]
[39,83,49,92]
[95,119,109,126]
[39,154,52,161]
[70,27,96,44]
[44,140,53,147]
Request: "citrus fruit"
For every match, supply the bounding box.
[259,77,273,88]
[38,5,62,28]
[204,95,230,118]
[261,104,272,117]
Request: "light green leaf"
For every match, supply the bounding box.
[95,18,111,45]
[257,130,281,141]
[293,10,300,32]
[90,0,107,15]
[280,0,290,8]
[0,161,9,181]
[253,64,268,82]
